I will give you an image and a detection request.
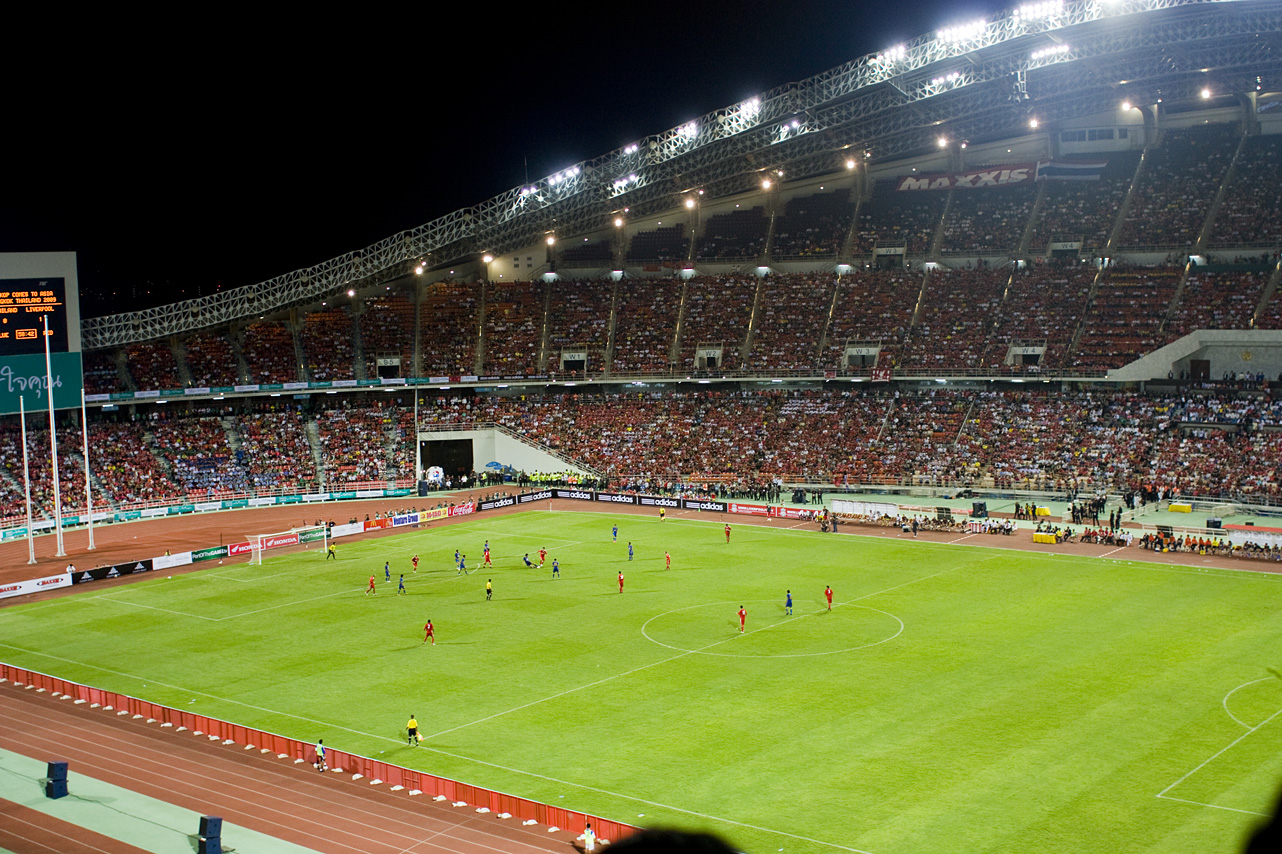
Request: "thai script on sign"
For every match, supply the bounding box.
[0,365,63,399]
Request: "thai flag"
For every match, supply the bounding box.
[1035,159,1108,180]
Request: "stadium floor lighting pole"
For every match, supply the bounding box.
[81,388,95,550]
[20,397,37,565]
[43,316,66,557]
[414,390,420,482]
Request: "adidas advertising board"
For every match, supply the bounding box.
[551,484,589,500]
[518,490,553,504]
[639,496,679,507]
[71,559,155,584]
[595,493,637,505]
[683,499,727,513]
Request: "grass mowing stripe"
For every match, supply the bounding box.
[6,513,1282,854]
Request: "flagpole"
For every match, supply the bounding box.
[82,387,95,550]
[21,397,37,565]
[44,315,66,557]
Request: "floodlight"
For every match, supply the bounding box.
[938,136,948,148]
[685,198,696,209]
[1201,87,1212,99]
[482,254,494,264]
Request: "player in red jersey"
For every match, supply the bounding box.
[618,571,625,593]
[483,545,492,567]
[423,620,435,645]
[737,606,747,632]
[665,551,671,570]
[538,547,547,566]
[411,554,419,573]
[365,575,376,595]
[724,523,732,543]
[825,585,833,610]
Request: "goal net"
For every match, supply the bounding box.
[247,525,329,565]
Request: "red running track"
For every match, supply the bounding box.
[0,682,577,854]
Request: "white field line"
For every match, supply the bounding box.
[946,534,977,545]
[1221,677,1276,730]
[1157,704,1282,805]
[0,642,874,853]
[421,561,969,743]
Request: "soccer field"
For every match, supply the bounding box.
[3,510,1282,854]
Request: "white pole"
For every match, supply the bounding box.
[43,316,66,557]
[414,389,421,483]
[20,397,37,565]
[81,387,95,550]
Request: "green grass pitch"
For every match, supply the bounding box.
[4,510,1282,853]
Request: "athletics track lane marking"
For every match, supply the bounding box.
[0,643,877,854]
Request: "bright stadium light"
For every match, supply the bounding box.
[1031,44,1070,60]
[938,19,986,45]
[1014,1,1063,22]
[938,136,949,148]
[679,121,698,140]
[1201,87,1212,99]
[876,44,907,63]
[1029,118,1040,128]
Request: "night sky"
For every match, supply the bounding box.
[3,2,994,318]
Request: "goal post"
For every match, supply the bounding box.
[247,525,329,565]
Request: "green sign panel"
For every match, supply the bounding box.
[0,352,83,415]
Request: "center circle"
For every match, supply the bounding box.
[641,600,903,658]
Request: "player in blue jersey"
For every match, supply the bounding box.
[628,541,634,561]
[612,524,618,542]
[785,590,793,615]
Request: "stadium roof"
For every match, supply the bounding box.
[82,0,1282,350]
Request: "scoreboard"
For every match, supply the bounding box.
[0,277,69,356]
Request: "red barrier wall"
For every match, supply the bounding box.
[1,662,636,842]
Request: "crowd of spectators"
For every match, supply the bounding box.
[678,276,756,371]
[241,321,299,383]
[1071,268,1181,370]
[419,281,479,376]
[316,405,398,485]
[360,292,416,377]
[824,270,921,369]
[301,308,356,382]
[939,184,1037,255]
[853,182,944,254]
[772,190,853,258]
[1163,270,1268,342]
[981,265,1095,369]
[611,279,681,373]
[1116,125,1237,248]
[745,275,834,371]
[1027,153,1138,253]
[7,385,1282,524]
[898,269,1006,369]
[183,331,240,387]
[1209,136,1282,249]
[546,279,613,376]
[81,351,121,395]
[482,281,544,377]
[150,414,248,495]
[124,341,181,391]
[236,411,315,491]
